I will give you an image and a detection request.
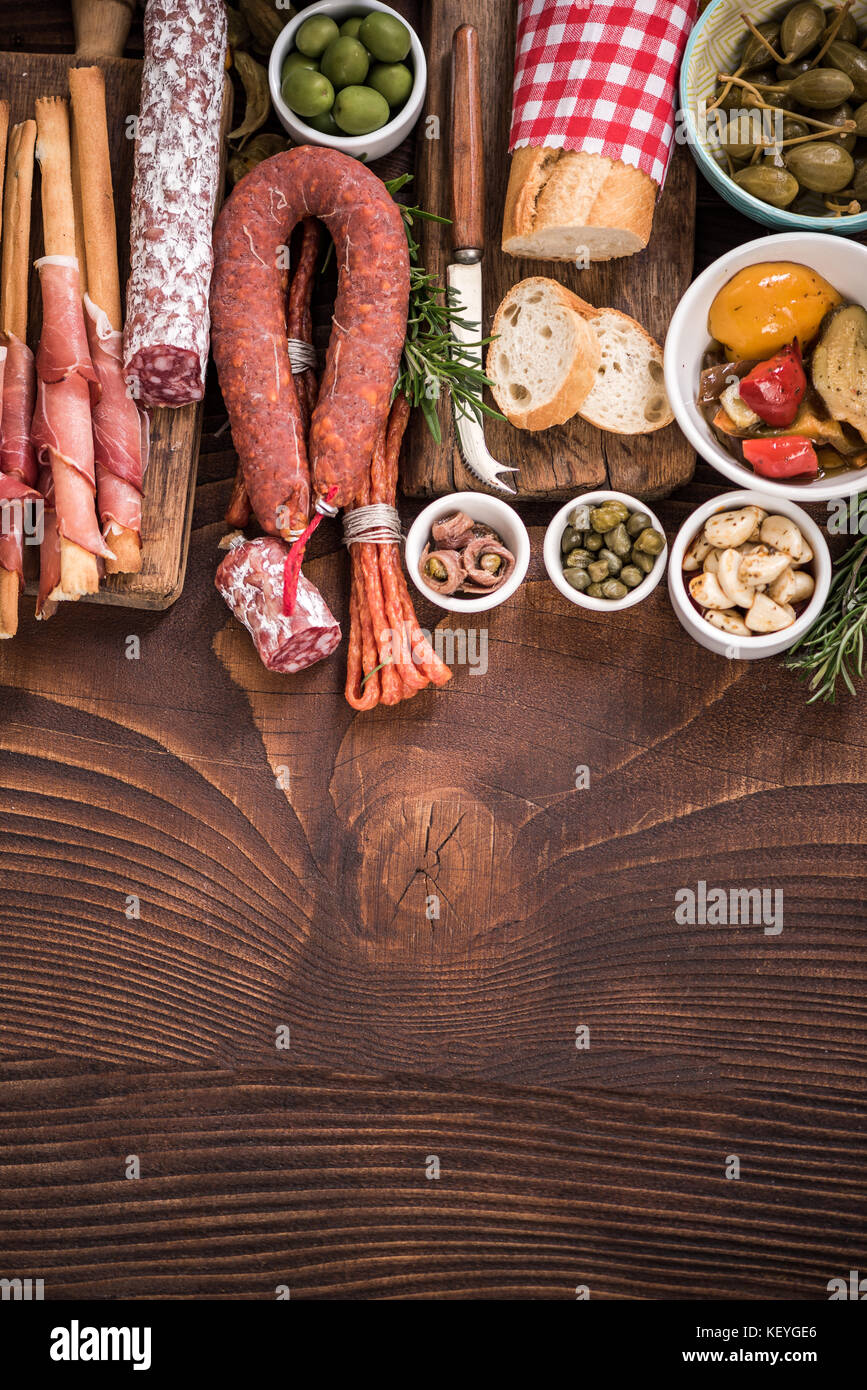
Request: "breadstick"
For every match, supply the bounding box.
[0,100,14,631]
[69,65,143,576]
[35,96,100,599]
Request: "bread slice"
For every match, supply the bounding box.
[485,277,601,430]
[502,147,657,263]
[571,303,672,434]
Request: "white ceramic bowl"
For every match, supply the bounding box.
[269,1,427,163]
[543,491,668,612]
[664,231,867,502]
[405,493,530,614]
[667,488,831,660]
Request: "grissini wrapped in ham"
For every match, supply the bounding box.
[34,256,97,383]
[0,116,40,638]
[70,64,148,574]
[35,95,110,604]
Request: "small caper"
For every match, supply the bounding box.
[632,550,656,575]
[598,547,623,576]
[625,510,652,537]
[590,501,629,532]
[620,565,644,589]
[601,578,628,600]
[585,582,605,598]
[584,531,604,551]
[564,547,592,569]
[633,527,666,556]
[564,568,591,592]
[561,524,583,554]
[479,553,502,575]
[604,522,632,557]
[568,503,591,531]
[425,557,447,580]
[587,558,610,582]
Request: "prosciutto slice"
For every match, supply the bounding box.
[34,256,96,384]
[84,296,148,538]
[35,375,112,560]
[0,337,41,584]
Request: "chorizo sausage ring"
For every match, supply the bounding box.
[210,147,410,536]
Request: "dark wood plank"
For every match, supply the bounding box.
[0,1064,863,1299]
[402,0,696,502]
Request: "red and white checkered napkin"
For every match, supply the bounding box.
[510,0,697,188]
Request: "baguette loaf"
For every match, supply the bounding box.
[502,147,656,262]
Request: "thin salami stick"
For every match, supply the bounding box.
[345,569,380,711]
[225,464,251,529]
[353,463,402,705]
[70,64,145,576]
[35,95,106,600]
[287,218,320,436]
[369,426,426,694]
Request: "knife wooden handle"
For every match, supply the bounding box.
[449,23,484,257]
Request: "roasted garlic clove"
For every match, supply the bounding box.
[717,547,757,608]
[683,531,713,572]
[705,506,766,549]
[704,609,751,636]
[760,514,805,561]
[737,545,791,587]
[745,591,796,632]
[768,567,815,605]
[689,571,736,609]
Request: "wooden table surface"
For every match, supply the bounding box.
[0,1,865,1301]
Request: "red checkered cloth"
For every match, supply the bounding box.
[510,0,697,188]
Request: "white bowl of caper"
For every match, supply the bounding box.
[543,492,669,612]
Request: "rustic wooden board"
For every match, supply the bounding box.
[403,0,697,502]
[0,51,231,610]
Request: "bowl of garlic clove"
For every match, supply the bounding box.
[667,490,831,660]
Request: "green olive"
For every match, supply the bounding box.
[564,568,591,592]
[564,547,593,569]
[339,16,365,39]
[585,582,606,599]
[359,11,412,62]
[282,51,319,84]
[587,559,610,582]
[590,501,629,532]
[282,67,336,118]
[786,67,855,107]
[780,3,825,63]
[620,565,644,589]
[295,14,340,59]
[785,139,855,191]
[633,527,666,556]
[321,36,370,90]
[601,579,628,600]
[733,162,800,207]
[306,108,342,136]
[604,522,632,558]
[826,40,867,99]
[368,61,414,107]
[333,84,391,135]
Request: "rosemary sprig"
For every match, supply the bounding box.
[385,173,504,444]
[785,506,867,703]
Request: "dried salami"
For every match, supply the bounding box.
[215,535,341,675]
[123,0,227,408]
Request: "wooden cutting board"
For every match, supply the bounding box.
[0,51,231,610]
[402,0,697,502]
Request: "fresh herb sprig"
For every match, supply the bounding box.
[786,508,867,703]
[385,174,504,444]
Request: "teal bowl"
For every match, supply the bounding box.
[681,0,867,234]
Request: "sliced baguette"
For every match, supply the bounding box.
[485,277,601,430]
[571,302,673,434]
[502,147,657,263]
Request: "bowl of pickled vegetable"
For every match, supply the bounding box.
[543,492,668,612]
[665,230,867,499]
[269,1,426,162]
[682,0,867,232]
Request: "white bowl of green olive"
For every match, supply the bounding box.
[544,492,668,612]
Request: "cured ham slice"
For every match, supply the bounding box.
[84,296,148,541]
[35,374,112,561]
[0,337,40,585]
[34,256,96,384]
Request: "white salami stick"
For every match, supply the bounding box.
[0,115,42,638]
[123,0,228,407]
[35,95,108,602]
[70,64,146,575]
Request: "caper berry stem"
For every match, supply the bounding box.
[740,11,786,64]
[714,75,855,130]
[807,0,853,68]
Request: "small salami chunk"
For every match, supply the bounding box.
[215,536,341,675]
[123,0,228,407]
